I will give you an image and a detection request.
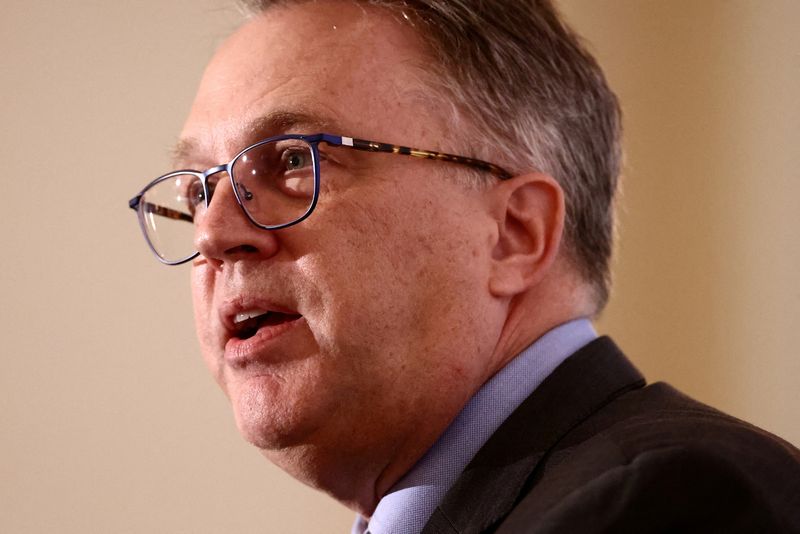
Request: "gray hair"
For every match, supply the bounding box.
[238,0,622,311]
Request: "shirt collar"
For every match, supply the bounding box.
[352,318,597,534]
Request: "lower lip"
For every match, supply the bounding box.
[224,316,304,367]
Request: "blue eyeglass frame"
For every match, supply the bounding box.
[129,132,513,265]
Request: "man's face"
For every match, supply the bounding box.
[183,1,505,483]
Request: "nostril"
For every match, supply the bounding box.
[224,244,259,255]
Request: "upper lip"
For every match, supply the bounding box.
[218,296,301,339]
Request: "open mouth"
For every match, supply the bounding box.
[231,310,303,340]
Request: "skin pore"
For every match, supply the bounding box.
[183,0,588,515]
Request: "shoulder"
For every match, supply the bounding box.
[499,382,800,533]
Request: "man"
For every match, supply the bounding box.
[129,0,800,532]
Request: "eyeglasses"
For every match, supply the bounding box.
[129,133,512,265]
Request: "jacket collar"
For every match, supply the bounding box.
[422,337,645,534]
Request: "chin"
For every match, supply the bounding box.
[234,409,308,451]
[230,379,320,450]
[236,420,285,450]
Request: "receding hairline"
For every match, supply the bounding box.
[175,1,461,167]
[231,1,474,139]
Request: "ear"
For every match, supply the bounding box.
[488,172,565,298]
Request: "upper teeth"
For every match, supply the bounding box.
[234,309,268,324]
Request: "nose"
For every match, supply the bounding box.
[193,172,280,267]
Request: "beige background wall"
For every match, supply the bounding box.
[1,1,797,532]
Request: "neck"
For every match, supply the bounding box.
[490,269,595,377]
[260,377,484,516]
[262,269,594,516]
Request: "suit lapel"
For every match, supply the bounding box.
[422,337,645,534]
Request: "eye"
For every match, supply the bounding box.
[187,181,205,206]
[181,181,205,219]
[282,149,311,172]
[175,175,205,217]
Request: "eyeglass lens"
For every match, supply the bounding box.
[138,138,316,263]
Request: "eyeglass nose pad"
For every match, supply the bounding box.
[238,183,255,201]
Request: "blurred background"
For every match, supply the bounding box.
[1,0,798,532]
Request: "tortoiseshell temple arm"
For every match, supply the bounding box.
[335,136,514,180]
[129,196,193,223]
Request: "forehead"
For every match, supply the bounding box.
[180,0,443,160]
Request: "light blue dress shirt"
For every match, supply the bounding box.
[352,318,597,534]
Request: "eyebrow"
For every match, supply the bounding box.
[170,109,341,168]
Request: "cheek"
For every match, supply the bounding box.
[190,267,213,330]
[190,266,222,372]
[299,187,489,357]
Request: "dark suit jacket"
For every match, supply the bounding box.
[422,337,800,533]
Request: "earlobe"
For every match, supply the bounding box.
[488,173,565,298]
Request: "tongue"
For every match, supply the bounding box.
[237,312,301,339]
